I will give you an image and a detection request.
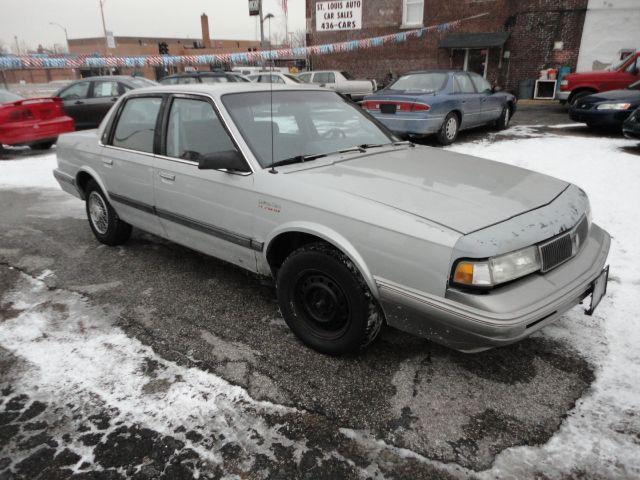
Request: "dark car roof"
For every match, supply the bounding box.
[403,70,469,75]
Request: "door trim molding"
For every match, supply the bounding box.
[108,191,263,252]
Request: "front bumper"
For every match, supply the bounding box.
[376,223,610,352]
[556,91,570,101]
[369,112,445,136]
[569,107,632,127]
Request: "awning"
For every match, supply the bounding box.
[439,32,510,49]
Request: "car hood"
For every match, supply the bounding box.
[583,89,640,103]
[287,147,569,234]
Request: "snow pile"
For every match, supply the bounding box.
[0,153,58,189]
[448,133,640,478]
[0,272,305,472]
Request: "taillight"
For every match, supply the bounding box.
[362,100,380,110]
[8,107,35,121]
[362,101,430,112]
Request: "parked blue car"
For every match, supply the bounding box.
[362,70,516,145]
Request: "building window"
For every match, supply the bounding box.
[402,0,424,27]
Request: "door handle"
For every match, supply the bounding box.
[102,158,113,166]
[74,100,84,105]
[110,97,118,102]
[159,172,175,181]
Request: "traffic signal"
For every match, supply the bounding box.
[158,42,169,55]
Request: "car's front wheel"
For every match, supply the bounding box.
[437,112,459,145]
[85,179,132,246]
[276,243,383,355]
[495,105,511,130]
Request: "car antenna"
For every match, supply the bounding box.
[267,18,277,174]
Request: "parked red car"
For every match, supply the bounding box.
[0,90,75,150]
[558,52,640,106]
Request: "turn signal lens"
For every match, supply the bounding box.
[453,262,475,285]
[453,261,491,286]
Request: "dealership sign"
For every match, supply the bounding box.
[316,1,362,31]
[248,0,259,16]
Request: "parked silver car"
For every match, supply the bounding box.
[53,84,610,355]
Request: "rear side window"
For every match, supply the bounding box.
[454,74,476,94]
[93,80,121,98]
[59,81,90,100]
[165,98,237,161]
[111,97,162,153]
[314,72,335,84]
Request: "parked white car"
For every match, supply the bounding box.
[247,72,303,85]
[297,71,376,100]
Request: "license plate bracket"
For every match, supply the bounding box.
[585,265,609,315]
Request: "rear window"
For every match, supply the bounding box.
[111,97,162,153]
[0,90,22,103]
[388,73,448,93]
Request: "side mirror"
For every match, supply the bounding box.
[198,150,249,173]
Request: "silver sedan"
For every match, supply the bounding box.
[53,83,610,355]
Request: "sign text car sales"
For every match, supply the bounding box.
[316,1,362,31]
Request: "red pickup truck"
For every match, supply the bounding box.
[558,52,640,105]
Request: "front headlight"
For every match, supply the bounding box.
[452,246,541,288]
[595,102,632,110]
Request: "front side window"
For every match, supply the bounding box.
[388,72,448,92]
[402,0,424,26]
[454,73,476,94]
[222,90,393,168]
[111,97,162,153]
[469,73,492,93]
[93,80,121,98]
[59,81,90,100]
[166,97,237,161]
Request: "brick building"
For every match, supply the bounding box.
[306,0,589,92]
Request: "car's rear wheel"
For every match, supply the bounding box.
[30,140,55,150]
[436,112,459,145]
[495,105,511,130]
[85,179,132,246]
[276,243,383,355]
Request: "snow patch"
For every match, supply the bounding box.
[0,154,58,189]
[448,133,640,479]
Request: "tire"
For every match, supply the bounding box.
[30,140,55,150]
[495,105,512,130]
[436,112,459,145]
[276,243,384,355]
[84,179,132,246]
[569,91,593,107]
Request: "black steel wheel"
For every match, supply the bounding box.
[276,243,384,355]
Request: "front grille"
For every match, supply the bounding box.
[538,216,589,273]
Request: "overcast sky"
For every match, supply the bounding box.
[0,0,306,53]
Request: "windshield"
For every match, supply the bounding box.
[606,53,635,71]
[0,90,23,103]
[388,72,448,92]
[284,74,301,83]
[222,90,394,168]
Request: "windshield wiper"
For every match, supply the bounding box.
[269,153,327,168]
[392,140,415,147]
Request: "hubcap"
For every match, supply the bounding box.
[445,117,457,139]
[88,191,109,234]
[294,270,350,338]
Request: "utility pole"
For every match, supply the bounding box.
[14,35,20,54]
[99,0,111,74]
[259,0,265,50]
